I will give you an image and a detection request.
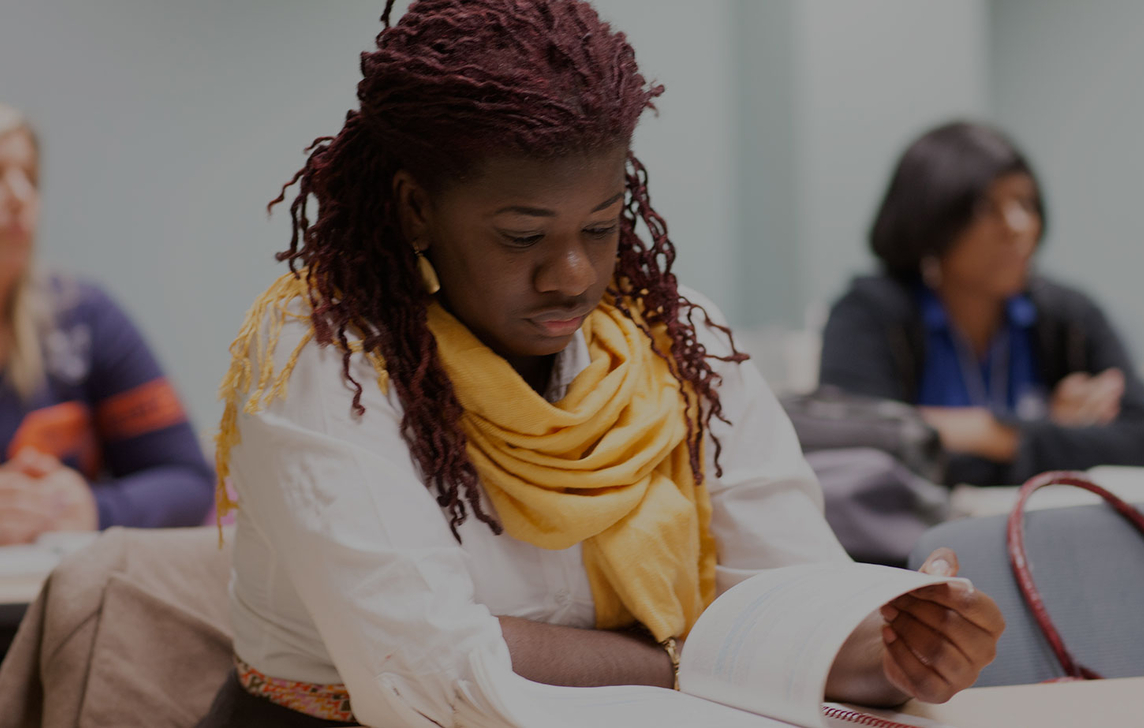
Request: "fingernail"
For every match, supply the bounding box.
[928,559,951,576]
[881,605,900,622]
[882,625,897,644]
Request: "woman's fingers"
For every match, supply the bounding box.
[0,479,45,506]
[0,498,54,544]
[879,579,1004,701]
[885,593,997,667]
[1082,369,1125,425]
[880,591,1000,702]
[9,447,63,478]
[881,624,957,703]
[1051,368,1125,426]
[903,580,1005,636]
[918,547,959,577]
[879,548,1005,702]
[882,605,978,688]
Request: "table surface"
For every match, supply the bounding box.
[0,531,100,625]
[895,676,1142,728]
[0,573,45,605]
[3,483,1142,722]
[950,465,1144,518]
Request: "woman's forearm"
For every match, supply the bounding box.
[498,616,675,688]
[499,612,904,704]
[91,463,214,528]
[919,407,1018,463]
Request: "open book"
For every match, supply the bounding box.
[457,562,960,728]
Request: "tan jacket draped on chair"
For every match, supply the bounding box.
[0,527,234,728]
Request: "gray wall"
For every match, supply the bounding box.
[3,0,1138,431]
[598,1,739,311]
[733,0,990,328]
[1,0,739,429]
[991,0,1144,360]
[2,1,385,432]
[791,0,990,324]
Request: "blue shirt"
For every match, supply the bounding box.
[0,277,214,528]
[915,287,1046,420]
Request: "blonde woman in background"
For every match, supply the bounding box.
[0,104,213,550]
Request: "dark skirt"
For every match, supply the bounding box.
[196,670,359,728]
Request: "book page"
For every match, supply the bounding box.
[679,562,956,728]
[464,565,958,728]
[476,674,797,728]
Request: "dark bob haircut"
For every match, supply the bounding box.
[870,121,1046,280]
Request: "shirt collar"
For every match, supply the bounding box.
[543,327,591,404]
[918,286,950,331]
[1006,294,1038,328]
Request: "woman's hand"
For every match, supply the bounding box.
[1050,368,1124,427]
[879,547,1004,703]
[0,448,97,545]
[919,407,1018,462]
[0,468,54,545]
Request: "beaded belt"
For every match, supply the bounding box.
[234,655,358,723]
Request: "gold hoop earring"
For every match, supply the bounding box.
[414,247,441,295]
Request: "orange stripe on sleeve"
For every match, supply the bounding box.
[95,378,188,442]
[7,401,101,478]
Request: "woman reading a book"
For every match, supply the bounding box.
[199,2,1004,726]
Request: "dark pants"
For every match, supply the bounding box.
[0,625,17,662]
[196,670,358,728]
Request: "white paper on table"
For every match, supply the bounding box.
[0,544,60,579]
[0,531,98,579]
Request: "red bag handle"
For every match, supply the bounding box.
[1006,471,1144,680]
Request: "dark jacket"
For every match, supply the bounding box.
[819,274,1144,485]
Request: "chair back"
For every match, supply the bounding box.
[908,502,1144,686]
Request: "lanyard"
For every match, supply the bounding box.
[950,325,1010,411]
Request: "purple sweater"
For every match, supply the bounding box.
[0,278,213,528]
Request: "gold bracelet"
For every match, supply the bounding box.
[660,636,681,691]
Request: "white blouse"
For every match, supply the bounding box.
[226,287,848,728]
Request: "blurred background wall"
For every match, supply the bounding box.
[1,0,1140,430]
[990,0,1144,378]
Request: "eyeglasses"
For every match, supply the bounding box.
[972,194,1040,233]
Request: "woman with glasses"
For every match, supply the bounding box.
[821,121,1144,486]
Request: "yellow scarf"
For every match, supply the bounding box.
[216,273,716,640]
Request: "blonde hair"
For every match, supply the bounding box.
[1,104,49,400]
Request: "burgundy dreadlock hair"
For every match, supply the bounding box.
[271,0,746,538]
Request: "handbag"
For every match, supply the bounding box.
[1007,471,1144,680]
[782,386,951,565]
[780,385,946,484]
